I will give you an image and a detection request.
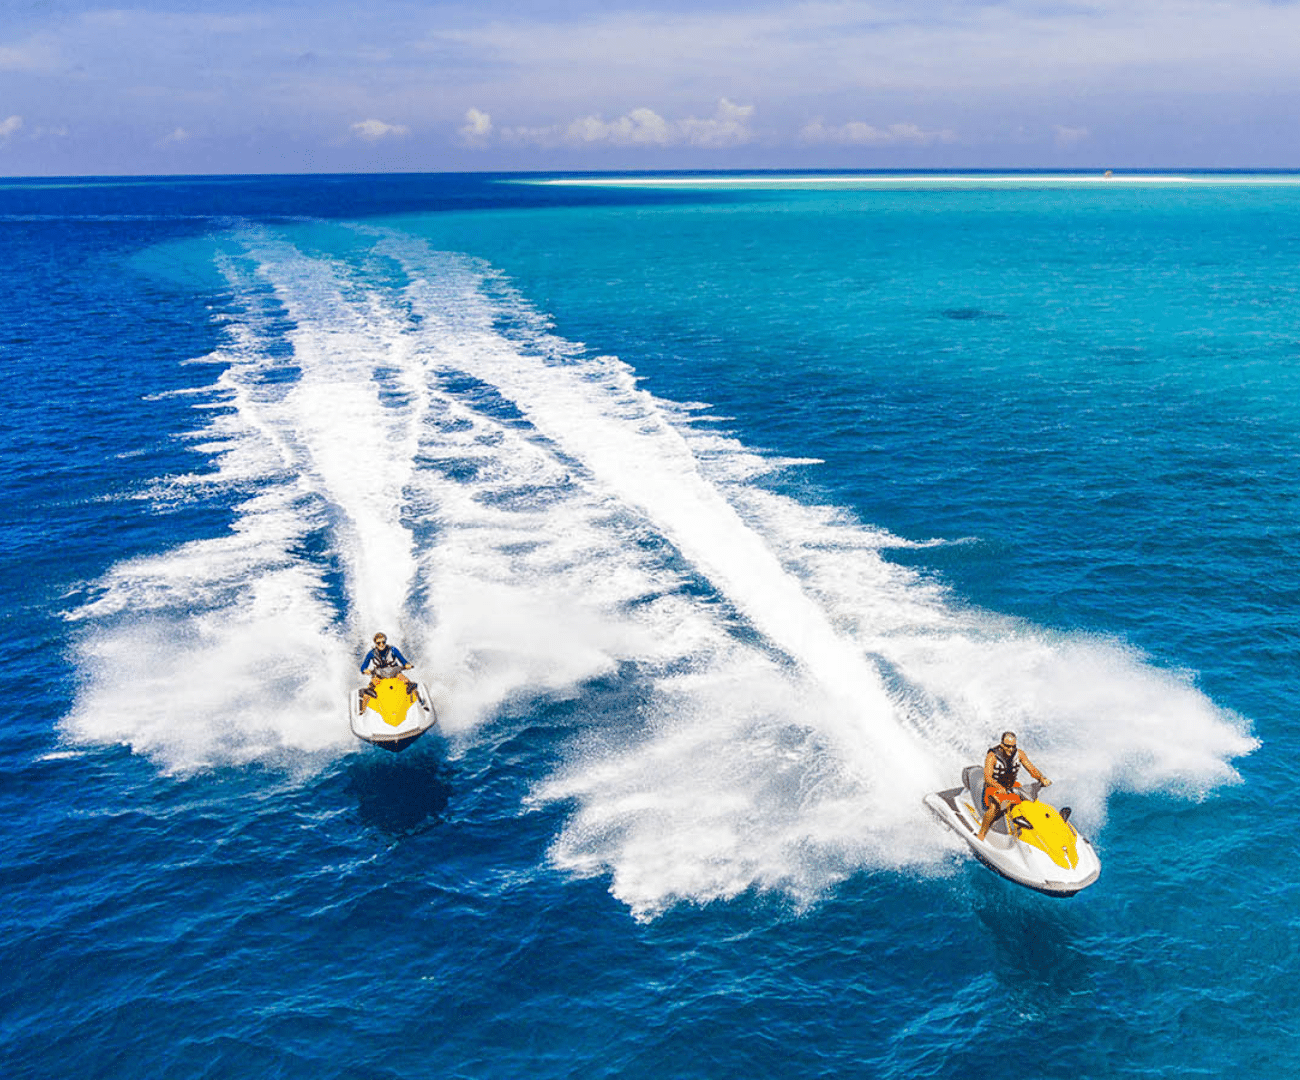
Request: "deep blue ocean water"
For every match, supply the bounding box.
[1,172,1296,1078]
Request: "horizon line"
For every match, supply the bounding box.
[3,166,1300,185]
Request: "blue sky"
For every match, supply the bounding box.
[2,0,1298,174]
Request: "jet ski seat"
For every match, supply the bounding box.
[963,765,985,811]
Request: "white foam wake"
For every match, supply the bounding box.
[65,226,1254,919]
[64,231,706,769]
[65,237,428,767]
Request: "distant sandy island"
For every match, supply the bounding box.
[525,173,1300,188]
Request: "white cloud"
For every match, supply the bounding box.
[0,115,22,140]
[350,118,409,141]
[1054,124,1091,148]
[564,107,673,146]
[505,98,754,149]
[459,107,492,145]
[0,40,59,73]
[678,98,754,148]
[164,127,191,143]
[800,118,955,147]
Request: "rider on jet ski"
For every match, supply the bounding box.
[976,731,1051,841]
[359,631,414,707]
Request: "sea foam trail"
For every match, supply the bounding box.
[66,254,354,768]
[64,228,1254,918]
[65,237,440,768]
[241,237,425,630]
[64,233,706,768]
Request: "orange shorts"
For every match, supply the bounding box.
[984,785,1022,811]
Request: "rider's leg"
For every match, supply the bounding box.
[977,786,1010,840]
[976,799,1000,841]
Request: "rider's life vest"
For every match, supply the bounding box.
[370,645,397,671]
[988,744,1020,788]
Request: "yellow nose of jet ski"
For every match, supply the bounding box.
[1008,800,1081,870]
[365,678,422,727]
[350,677,437,752]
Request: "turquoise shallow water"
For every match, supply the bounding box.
[0,174,1295,1077]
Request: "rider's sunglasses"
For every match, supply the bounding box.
[1001,742,1017,751]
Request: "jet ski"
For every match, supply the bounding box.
[924,766,1101,897]
[348,677,437,752]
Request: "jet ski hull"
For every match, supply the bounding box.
[925,771,1101,897]
[349,677,437,752]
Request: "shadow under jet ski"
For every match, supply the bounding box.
[345,755,453,835]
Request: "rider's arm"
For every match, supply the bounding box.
[983,750,1000,789]
[391,646,409,666]
[360,649,375,673]
[1018,750,1049,785]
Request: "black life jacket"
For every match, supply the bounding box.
[988,744,1020,788]
[371,645,396,670]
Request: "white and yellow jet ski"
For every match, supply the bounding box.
[348,677,437,752]
[924,766,1101,897]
